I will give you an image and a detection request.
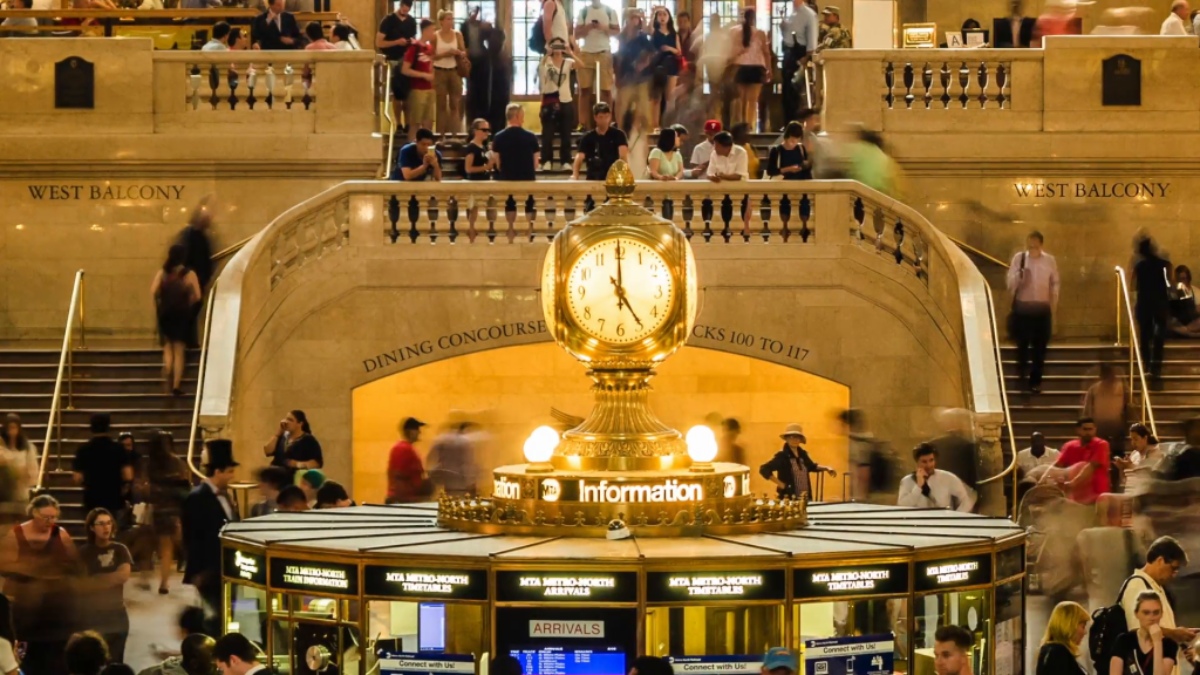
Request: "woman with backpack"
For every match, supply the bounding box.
[1109,591,1179,675]
[1035,600,1089,675]
[151,244,201,397]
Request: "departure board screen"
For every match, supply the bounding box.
[510,647,626,675]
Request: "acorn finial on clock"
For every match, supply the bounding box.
[605,159,636,201]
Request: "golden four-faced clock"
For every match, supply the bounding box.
[542,162,697,367]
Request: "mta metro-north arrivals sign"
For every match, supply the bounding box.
[496,571,638,603]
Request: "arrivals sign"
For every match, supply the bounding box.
[793,563,910,598]
[364,565,488,600]
[646,570,785,602]
[529,620,605,638]
[496,571,637,603]
[803,635,894,675]
[915,554,992,592]
[223,547,266,585]
[269,557,359,595]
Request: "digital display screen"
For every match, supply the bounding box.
[511,646,626,675]
[418,603,445,652]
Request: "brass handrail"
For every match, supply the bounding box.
[1114,266,1159,438]
[975,279,1020,521]
[185,283,217,481]
[946,235,1010,269]
[380,59,396,179]
[212,235,255,262]
[35,269,85,492]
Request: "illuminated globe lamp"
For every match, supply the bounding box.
[443,161,808,536]
[685,426,718,473]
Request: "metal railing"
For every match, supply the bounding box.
[946,235,1010,269]
[185,285,218,481]
[380,59,396,179]
[1114,266,1159,437]
[975,279,1020,521]
[35,269,85,492]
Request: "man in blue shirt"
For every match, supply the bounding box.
[781,0,818,122]
[392,127,443,181]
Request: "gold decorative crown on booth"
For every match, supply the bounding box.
[438,162,807,537]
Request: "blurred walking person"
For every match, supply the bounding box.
[5,494,78,675]
[174,199,215,348]
[729,8,771,130]
[1083,363,1128,488]
[78,508,132,663]
[145,430,190,595]
[539,39,576,172]
[649,7,682,130]
[0,413,39,499]
[0,593,18,675]
[73,413,133,524]
[152,245,201,397]
[428,419,480,497]
[432,10,466,135]
[1007,231,1060,393]
[1133,235,1171,383]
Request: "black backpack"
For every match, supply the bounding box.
[528,15,547,54]
[1088,573,1150,672]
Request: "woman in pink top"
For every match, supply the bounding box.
[729,8,771,132]
[304,21,338,50]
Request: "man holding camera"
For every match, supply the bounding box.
[572,102,629,181]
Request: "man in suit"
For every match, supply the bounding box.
[993,0,1035,47]
[183,439,240,636]
[251,0,302,50]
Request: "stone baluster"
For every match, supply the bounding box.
[852,197,865,240]
[922,63,933,109]
[701,197,714,242]
[386,195,401,243]
[661,196,674,227]
[564,196,577,229]
[758,194,772,242]
[798,194,812,242]
[208,65,220,110]
[912,230,928,280]
[681,195,694,240]
[265,64,276,109]
[485,196,498,243]
[544,195,557,242]
[466,197,479,242]
[719,195,733,243]
[406,196,420,243]
[427,197,440,244]
[883,62,895,109]
[504,196,517,243]
[872,207,886,251]
[584,194,595,213]
[302,64,313,110]
[739,196,752,241]
[227,66,240,110]
[246,66,258,110]
[779,194,792,241]
[525,195,537,242]
[939,62,951,109]
[446,197,459,244]
[189,65,201,111]
[892,219,905,265]
[977,62,989,109]
[957,61,970,109]
[996,63,1009,109]
[283,63,295,109]
[902,63,914,109]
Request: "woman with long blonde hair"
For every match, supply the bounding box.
[1035,600,1089,674]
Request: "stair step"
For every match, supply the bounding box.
[0,378,198,395]
[0,364,199,379]
[0,348,192,366]
[0,393,192,409]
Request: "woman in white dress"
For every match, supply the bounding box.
[0,414,39,499]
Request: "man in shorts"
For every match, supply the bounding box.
[574,0,619,128]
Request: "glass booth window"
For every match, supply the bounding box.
[367,602,488,672]
[794,600,909,674]
[994,580,1025,675]
[915,590,992,675]
[645,607,783,656]
[227,584,270,646]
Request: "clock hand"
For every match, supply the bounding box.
[615,239,624,290]
[610,276,626,311]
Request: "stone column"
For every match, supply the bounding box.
[974,410,1007,517]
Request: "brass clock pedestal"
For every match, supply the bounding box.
[439,162,806,538]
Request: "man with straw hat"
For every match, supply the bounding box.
[759,423,836,500]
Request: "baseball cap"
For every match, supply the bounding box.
[762,648,798,673]
[402,417,427,431]
[822,5,841,14]
[703,119,722,134]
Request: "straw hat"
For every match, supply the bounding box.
[779,423,807,443]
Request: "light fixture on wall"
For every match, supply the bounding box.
[523,425,560,473]
[686,425,717,472]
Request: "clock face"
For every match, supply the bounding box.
[565,238,675,344]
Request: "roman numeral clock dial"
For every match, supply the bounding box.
[565,238,675,344]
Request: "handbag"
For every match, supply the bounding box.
[456,54,471,78]
[539,60,567,123]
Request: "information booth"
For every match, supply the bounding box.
[221,504,1026,675]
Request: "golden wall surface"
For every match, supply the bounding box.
[351,343,851,502]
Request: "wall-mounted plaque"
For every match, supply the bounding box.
[794,562,910,598]
[55,57,95,109]
[496,571,637,603]
[364,566,488,600]
[646,570,786,603]
[1102,54,1141,106]
[269,557,359,595]
[915,554,993,592]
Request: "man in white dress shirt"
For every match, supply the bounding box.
[897,443,976,512]
[1161,0,1191,34]
[706,131,748,182]
[214,633,268,675]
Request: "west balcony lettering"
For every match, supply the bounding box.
[1012,181,1170,199]
[26,184,187,201]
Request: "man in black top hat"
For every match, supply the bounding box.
[182,439,240,636]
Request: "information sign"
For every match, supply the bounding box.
[915,554,992,592]
[223,547,266,585]
[269,557,359,595]
[365,566,488,600]
[793,563,909,598]
[379,652,475,675]
[667,655,761,675]
[803,635,894,675]
[496,571,637,603]
[647,570,785,602]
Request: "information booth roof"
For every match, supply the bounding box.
[222,503,1023,560]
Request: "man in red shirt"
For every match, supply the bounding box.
[387,417,428,503]
[1042,417,1110,504]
